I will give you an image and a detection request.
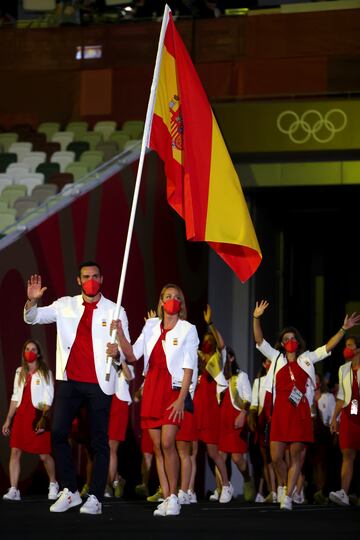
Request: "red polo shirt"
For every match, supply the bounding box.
[66,299,99,383]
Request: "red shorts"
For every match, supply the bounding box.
[108,396,129,442]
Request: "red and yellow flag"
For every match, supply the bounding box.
[148,11,261,282]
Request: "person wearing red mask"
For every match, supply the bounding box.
[329,334,360,506]
[2,340,58,501]
[253,300,360,511]
[24,261,130,515]
[112,283,199,517]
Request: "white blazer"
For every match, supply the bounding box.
[317,392,336,426]
[115,364,135,404]
[11,367,54,409]
[250,375,267,415]
[132,317,199,394]
[257,339,330,406]
[336,362,360,408]
[24,294,130,395]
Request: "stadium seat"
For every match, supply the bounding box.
[66,141,90,160]
[50,151,75,172]
[65,162,89,182]
[6,164,32,182]
[8,142,33,162]
[0,133,19,152]
[121,120,144,140]
[0,185,28,207]
[22,152,47,172]
[17,173,45,195]
[80,150,104,171]
[51,131,74,151]
[37,122,61,142]
[0,153,17,173]
[0,213,16,233]
[93,120,117,141]
[31,183,58,204]
[35,141,61,161]
[65,121,89,141]
[49,172,74,192]
[109,130,130,151]
[36,162,61,183]
[96,141,119,161]
[81,132,103,151]
[13,196,38,219]
[0,174,13,194]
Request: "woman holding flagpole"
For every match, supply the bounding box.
[112,283,199,517]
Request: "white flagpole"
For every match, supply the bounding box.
[105,4,172,380]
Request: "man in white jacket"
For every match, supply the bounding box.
[24,261,130,515]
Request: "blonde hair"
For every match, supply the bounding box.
[157,283,187,320]
[18,339,50,386]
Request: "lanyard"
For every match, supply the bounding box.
[288,362,297,384]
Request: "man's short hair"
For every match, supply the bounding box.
[78,261,102,276]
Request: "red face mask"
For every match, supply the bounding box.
[82,279,101,297]
[163,298,181,315]
[283,338,299,353]
[343,346,356,360]
[201,341,214,354]
[24,350,38,363]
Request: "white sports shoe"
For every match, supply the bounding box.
[329,489,350,507]
[187,489,197,503]
[178,490,191,505]
[255,492,265,503]
[280,495,293,511]
[79,494,102,515]
[264,491,277,504]
[292,488,305,504]
[153,498,168,517]
[209,489,220,501]
[219,483,234,504]
[48,482,60,501]
[3,487,21,501]
[49,488,82,512]
[166,494,181,516]
[277,485,285,505]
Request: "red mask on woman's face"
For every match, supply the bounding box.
[343,346,356,360]
[82,279,101,297]
[24,351,38,363]
[283,338,299,353]
[163,298,181,315]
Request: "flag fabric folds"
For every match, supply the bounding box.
[148,9,262,282]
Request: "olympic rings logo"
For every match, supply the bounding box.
[276,109,347,144]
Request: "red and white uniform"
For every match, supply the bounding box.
[108,364,135,441]
[337,363,360,450]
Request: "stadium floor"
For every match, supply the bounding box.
[0,498,359,540]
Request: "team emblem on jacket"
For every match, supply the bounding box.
[173,338,178,346]
[102,320,107,327]
[35,379,40,385]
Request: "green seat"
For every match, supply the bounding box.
[96,141,119,161]
[121,120,144,140]
[80,150,104,171]
[93,120,117,141]
[0,212,16,233]
[66,141,90,160]
[65,162,89,182]
[0,185,27,207]
[81,132,103,151]
[37,122,61,142]
[0,133,19,152]
[109,130,130,151]
[65,121,89,141]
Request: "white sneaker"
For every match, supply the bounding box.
[3,487,21,501]
[79,494,102,515]
[209,489,220,501]
[49,488,82,512]
[187,489,197,503]
[329,489,350,507]
[219,483,234,504]
[166,494,181,516]
[177,489,191,505]
[48,482,59,501]
[264,491,277,504]
[255,492,265,503]
[292,488,305,504]
[153,498,168,517]
[280,495,293,511]
[104,484,113,498]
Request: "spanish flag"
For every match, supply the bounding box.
[148,7,262,282]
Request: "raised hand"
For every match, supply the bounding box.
[342,312,360,331]
[203,304,212,325]
[253,300,269,319]
[27,274,47,302]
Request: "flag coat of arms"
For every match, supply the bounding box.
[148,7,262,282]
